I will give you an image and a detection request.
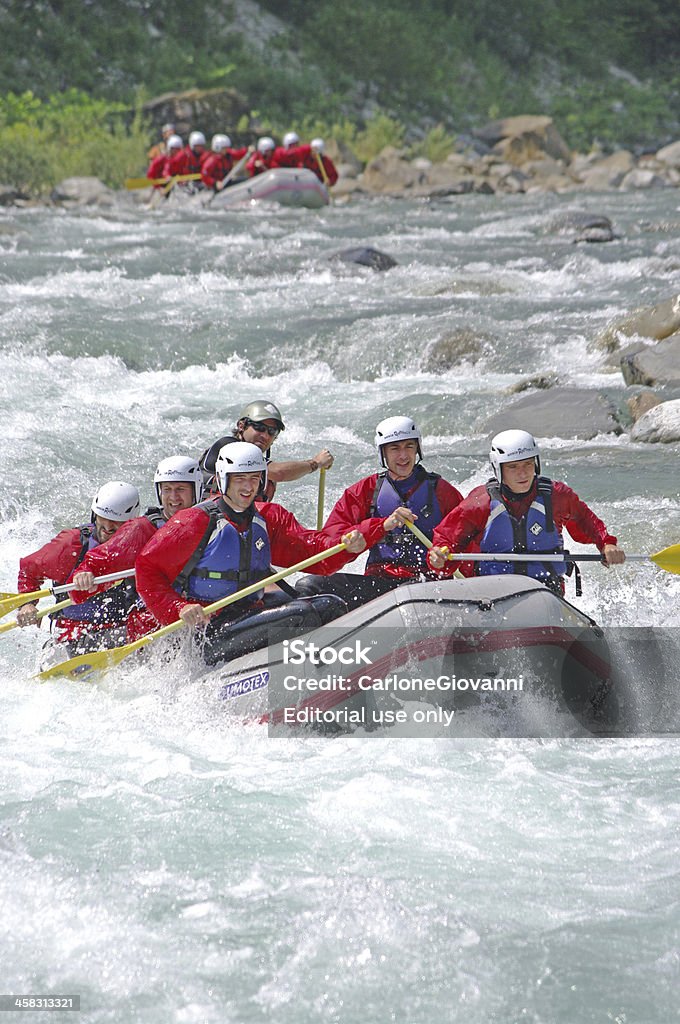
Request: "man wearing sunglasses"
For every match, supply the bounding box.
[199,399,334,501]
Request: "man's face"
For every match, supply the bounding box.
[159,481,195,519]
[383,439,418,480]
[93,516,123,544]
[224,472,262,511]
[501,457,536,493]
[239,417,279,453]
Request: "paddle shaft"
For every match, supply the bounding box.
[0,568,135,617]
[316,468,327,530]
[37,542,348,680]
[125,173,202,189]
[0,599,72,635]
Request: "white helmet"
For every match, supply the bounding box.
[189,131,206,148]
[153,456,203,505]
[167,134,183,150]
[283,131,299,147]
[257,136,275,154]
[211,133,231,151]
[91,481,140,523]
[215,442,267,495]
[374,415,422,466]
[310,137,325,152]
[489,429,541,482]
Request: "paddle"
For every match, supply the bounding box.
[0,568,135,618]
[0,599,72,635]
[37,541,348,681]
[124,173,202,189]
[316,468,327,530]
[314,151,330,187]
[401,520,680,574]
[204,146,254,206]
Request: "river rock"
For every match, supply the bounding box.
[656,139,680,168]
[546,210,617,242]
[627,389,662,422]
[576,150,634,190]
[621,333,680,385]
[475,115,571,164]
[595,293,680,351]
[51,177,115,207]
[329,247,398,271]
[620,168,669,190]
[630,399,680,443]
[481,387,622,439]
[423,329,491,370]
[0,185,25,206]
[360,147,423,192]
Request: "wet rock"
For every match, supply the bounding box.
[507,374,559,394]
[51,177,115,207]
[626,389,662,422]
[546,210,617,242]
[621,333,680,385]
[423,330,491,371]
[0,185,25,206]
[481,387,622,440]
[595,293,680,351]
[330,247,398,271]
[631,399,680,443]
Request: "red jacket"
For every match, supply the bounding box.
[287,145,338,186]
[165,149,191,177]
[246,151,276,176]
[147,152,167,184]
[68,515,159,603]
[201,148,249,188]
[136,501,358,626]
[18,526,93,594]
[428,479,617,577]
[322,472,463,579]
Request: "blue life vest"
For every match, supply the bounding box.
[175,500,272,604]
[367,467,441,571]
[478,477,567,582]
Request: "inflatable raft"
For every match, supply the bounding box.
[207,168,329,209]
[205,577,630,736]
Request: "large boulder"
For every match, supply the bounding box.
[627,388,662,422]
[51,177,115,207]
[360,147,423,192]
[631,399,680,443]
[475,115,571,165]
[480,387,622,440]
[620,168,669,190]
[595,293,680,351]
[576,151,634,190]
[656,139,680,168]
[621,333,680,385]
[142,87,252,143]
[423,329,491,371]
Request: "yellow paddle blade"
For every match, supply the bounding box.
[649,543,680,574]
[124,173,202,189]
[0,588,52,618]
[38,641,143,680]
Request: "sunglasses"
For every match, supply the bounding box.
[244,419,279,437]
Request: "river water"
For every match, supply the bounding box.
[1,188,679,1022]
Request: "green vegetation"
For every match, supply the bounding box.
[0,0,679,194]
[0,91,149,194]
